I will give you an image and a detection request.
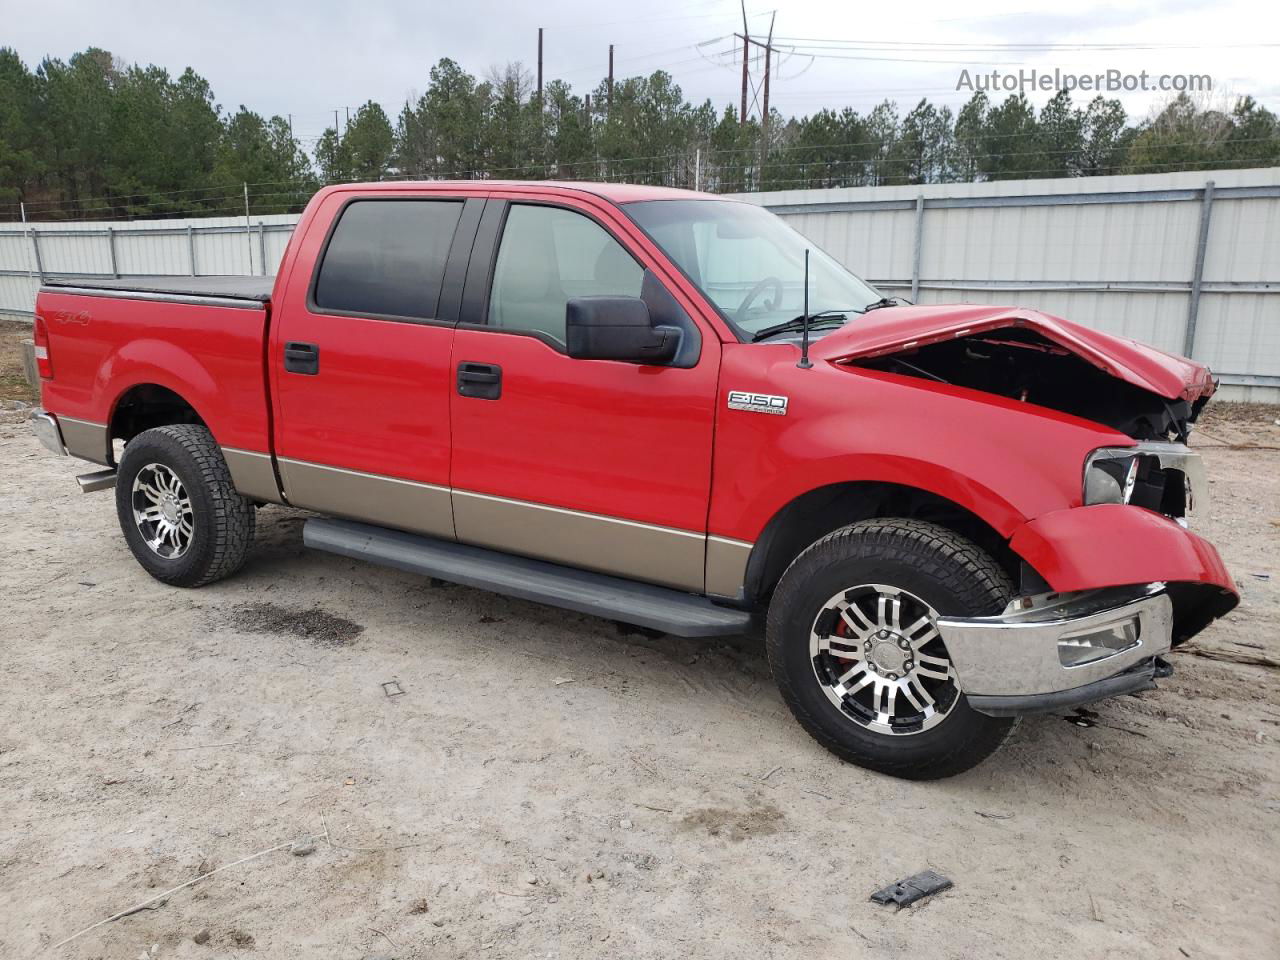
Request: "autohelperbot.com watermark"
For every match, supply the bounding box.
[956,68,1213,95]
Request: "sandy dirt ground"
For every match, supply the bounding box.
[1,322,1277,959]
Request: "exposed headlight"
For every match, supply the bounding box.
[1083,450,1139,505]
[1083,443,1205,517]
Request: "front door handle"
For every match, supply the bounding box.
[457,361,502,400]
[284,341,319,375]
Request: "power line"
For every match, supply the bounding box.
[769,36,1280,51]
[775,49,1033,66]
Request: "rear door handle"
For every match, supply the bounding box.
[284,341,319,375]
[457,361,502,400]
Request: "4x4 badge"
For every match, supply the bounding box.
[727,391,788,416]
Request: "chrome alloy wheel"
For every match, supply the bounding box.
[809,584,960,736]
[131,463,194,559]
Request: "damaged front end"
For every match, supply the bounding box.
[938,583,1174,717]
[1082,441,1205,518]
[812,305,1239,676]
[834,316,1215,441]
[811,305,1218,440]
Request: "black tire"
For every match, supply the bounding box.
[766,518,1016,780]
[114,424,255,587]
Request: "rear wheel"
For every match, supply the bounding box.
[766,518,1016,779]
[115,424,255,587]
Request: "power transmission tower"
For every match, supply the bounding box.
[737,1,749,125]
[761,11,775,159]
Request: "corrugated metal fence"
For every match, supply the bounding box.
[738,168,1280,401]
[2,168,1277,401]
[0,213,297,320]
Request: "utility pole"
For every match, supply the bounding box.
[607,44,614,116]
[761,12,775,152]
[537,28,544,101]
[287,113,293,139]
[584,93,591,123]
[333,109,339,135]
[345,106,350,131]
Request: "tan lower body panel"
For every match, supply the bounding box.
[705,536,753,600]
[270,459,755,598]
[59,416,110,466]
[222,448,284,504]
[452,489,706,592]
[277,458,454,539]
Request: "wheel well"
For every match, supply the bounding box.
[110,385,206,455]
[742,482,1031,606]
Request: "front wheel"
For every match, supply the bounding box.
[766,519,1017,780]
[115,424,255,587]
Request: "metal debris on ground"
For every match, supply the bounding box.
[381,680,405,698]
[869,870,953,908]
[1065,707,1100,728]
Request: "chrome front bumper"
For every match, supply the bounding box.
[938,584,1173,716]
[30,408,66,455]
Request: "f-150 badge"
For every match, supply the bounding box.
[727,391,788,416]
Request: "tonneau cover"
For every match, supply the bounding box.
[43,275,273,303]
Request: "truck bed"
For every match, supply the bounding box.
[43,275,273,306]
[36,274,277,464]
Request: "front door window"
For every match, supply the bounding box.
[488,204,644,342]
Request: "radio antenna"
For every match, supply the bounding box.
[797,248,813,369]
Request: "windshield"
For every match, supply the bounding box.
[625,199,881,339]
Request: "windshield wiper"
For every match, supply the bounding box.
[863,296,908,313]
[750,310,856,342]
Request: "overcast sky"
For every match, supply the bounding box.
[8,0,1279,149]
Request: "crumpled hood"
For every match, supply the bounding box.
[811,304,1216,403]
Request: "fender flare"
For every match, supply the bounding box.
[101,339,221,440]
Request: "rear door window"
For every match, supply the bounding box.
[314,199,463,320]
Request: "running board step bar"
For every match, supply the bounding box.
[304,518,752,638]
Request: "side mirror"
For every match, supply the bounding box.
[565,296,681,365]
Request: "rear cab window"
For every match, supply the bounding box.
[313,199,463,321]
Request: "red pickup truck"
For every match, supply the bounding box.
[29,180,1237,778]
